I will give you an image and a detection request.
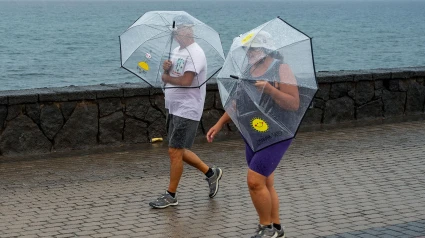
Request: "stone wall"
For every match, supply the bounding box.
[1,67,424,156]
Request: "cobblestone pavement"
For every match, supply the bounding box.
[1,121,425,238]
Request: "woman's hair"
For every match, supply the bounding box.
[267,50,284,61]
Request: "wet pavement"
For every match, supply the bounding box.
[1,121,425,238]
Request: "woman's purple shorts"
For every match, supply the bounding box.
[245,139,293,177]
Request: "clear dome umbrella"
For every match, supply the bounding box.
[217,17,318,152]
[119,11,225,89]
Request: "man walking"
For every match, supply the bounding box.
[149,15,223,209]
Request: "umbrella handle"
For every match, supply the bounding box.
[230,75,239,79]
[168,21,176,60]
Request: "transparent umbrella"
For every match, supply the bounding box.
[217,17,318,152]
[119,11,225,89]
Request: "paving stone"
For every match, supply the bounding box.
[1,121,425,238]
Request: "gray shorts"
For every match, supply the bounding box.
[166,112,199,149]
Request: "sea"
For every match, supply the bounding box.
[1,0,425,91]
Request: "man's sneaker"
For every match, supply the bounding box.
[205,166,222,198]
[149,192,178,208]
[251,224,278,238]
[273,226,285,238]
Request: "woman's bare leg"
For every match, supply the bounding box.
[247,169,272,225]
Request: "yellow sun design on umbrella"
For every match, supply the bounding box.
[241,33,254,45]
[251,117,268,132]
[137,61,149,72]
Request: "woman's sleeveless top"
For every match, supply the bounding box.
[246,59,281,114]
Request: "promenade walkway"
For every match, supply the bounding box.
[1,121,425,238]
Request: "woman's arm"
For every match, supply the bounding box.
[206,112,232,142]
[257,64,300,111]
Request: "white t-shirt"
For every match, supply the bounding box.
[164,42,207,121]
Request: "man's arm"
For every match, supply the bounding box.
[162,70,196,87]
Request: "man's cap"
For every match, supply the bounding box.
[173,15,194,27]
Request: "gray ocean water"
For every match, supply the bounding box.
[1,0,425,91]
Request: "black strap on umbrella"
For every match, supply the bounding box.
[168,21,175,60]
[164,21,176,88]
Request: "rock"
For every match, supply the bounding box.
[0,115,51,155]
[99,112,124,144]
[98,98,122,117]
[124,118,148,143]
[40,103,64,140]
[0,106,7,129]
[382,90,406,117]
[323,97,355,123]
[125,97,151,120]
[60,102,77,121]
[302,108,323,125]
[147,116,167,140]
[355,81,375,105]
[25,103,41,124]
[405,82,425,114]
[357,100,383,120]
[54,102,98,150]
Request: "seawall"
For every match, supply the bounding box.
[0,66,424,156]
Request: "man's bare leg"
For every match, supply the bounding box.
[183,149,209,174]
[167,147,185,193]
